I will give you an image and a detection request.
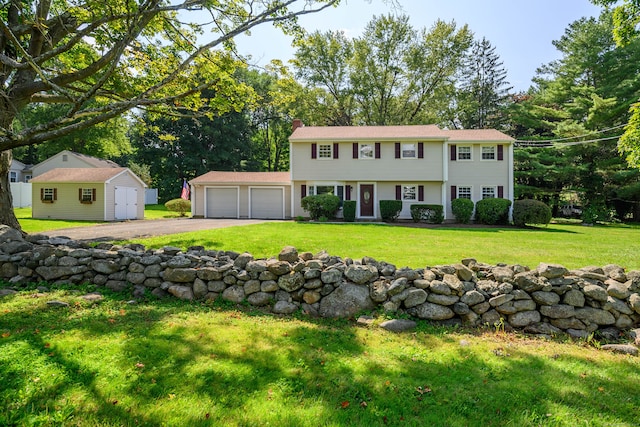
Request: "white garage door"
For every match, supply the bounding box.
[250,187,284,219]
[206,187,238,218]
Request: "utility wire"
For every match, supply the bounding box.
[516,134,622,148]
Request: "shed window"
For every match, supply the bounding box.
[79,188,96,203]
[41,188,57,202]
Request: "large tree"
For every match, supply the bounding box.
[456,37,512,130]
[0,0,341,230]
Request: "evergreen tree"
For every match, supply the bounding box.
[457,37,512,129]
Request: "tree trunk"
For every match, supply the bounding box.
[0,150,23,231]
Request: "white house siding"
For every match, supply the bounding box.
[105,172,145,220]
[446,143,513,219]
[290,141,444,182]
[32,183,105,221]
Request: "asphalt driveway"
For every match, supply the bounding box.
[43,218,271,242]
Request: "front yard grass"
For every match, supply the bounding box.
[1,286,638,427]
[129,222,640,271]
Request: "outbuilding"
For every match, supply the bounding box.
[30,168,147,221]
[190,171,291,219]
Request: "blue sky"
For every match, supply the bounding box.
[233,0,603,92]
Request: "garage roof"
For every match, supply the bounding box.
[190,171,291,185]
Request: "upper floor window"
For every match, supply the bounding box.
[482,186,496,199]
[458,146,472,161]
[24,175,32,182]
[62,154,68,162]
[360,144,374,159]
[318,144,332,159]
[481,145,496,160]
[402,144,416,159]
[457,186,472,199]
[9,171,17,182]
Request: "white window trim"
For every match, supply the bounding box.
[81,188,94,202]
[480,144,497,161]
[359,143,375,160]
[401,143,417,159]
[42,188,55,201]
[9,171,17,182]
[457,145,473,161]
[481,185,497,199]
[318,143,333,159]
[401,184,418,202]
[457,185,473,200]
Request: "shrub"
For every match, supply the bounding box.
[513,199,552,227]
[301,194,341,220]
[410,204,444,224]
[164,198,191,217]
[581,203,613,225]
[451,198,474,224]
[475,198,512,225]
[343,200,356,222]
[379,200,403,222]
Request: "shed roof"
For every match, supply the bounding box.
[30,168,137,184]
[190,171,291,185]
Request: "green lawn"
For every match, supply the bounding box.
[129,222,640,271]
[15,205,184,234]
[1,287,638,427]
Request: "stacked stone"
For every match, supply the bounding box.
[1,225,639,337]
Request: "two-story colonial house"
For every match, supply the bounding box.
[189,120,514,221]
[289,120,514,220]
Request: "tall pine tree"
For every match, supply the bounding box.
[457,37,512,129]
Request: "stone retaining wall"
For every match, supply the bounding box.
[1,225,640,338]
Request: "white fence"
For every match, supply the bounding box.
[145,188,158,205]
[11,182,32,208]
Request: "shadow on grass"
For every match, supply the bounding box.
[1,288,638,426]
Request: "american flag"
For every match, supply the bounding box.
[180,179,190,200]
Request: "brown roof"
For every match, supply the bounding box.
[290,124,513,142]
[30,168,129,183]
[443,129,514,142]
[190,171,290,185]
[290,125,447,141]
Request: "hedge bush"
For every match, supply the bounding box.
[379,200,403,222]
[301,194,341,220]
[451,198,474,224]
[410,204,444,224]
[513,199,552,227]
[475,198,512,225]
[164,198,191,217]
[343,200,356,222]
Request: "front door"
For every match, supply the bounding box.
[360,184,374,217]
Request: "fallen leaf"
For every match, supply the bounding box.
[135,363,145,369]
[44,343,50,348]
[119,309,126,316]
[108,318,116,324]
[341,401,350,409]
[2,332,10,338]
[168,394,176,400]
[598,387,604,393]
[360,401,368,408]
[580,372,587,379]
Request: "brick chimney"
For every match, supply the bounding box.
[292,119,303,132]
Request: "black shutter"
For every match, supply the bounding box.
[418,143,424,159]
[375,143,381,159]
[301,184,307,198]
[497,144,504,161]
[92,188,97,201]
[451,185,457,200]
[498,186,504,198]
[78,188,82,201]
[418,185,424,202]
[333,142,339,159]
[311,143,317,159]
[395,143,400,159]
[450,145,457,161]
[53,188,57,201]
[353,143,358,159]
[395,185,401,200]
[345,185,351,200]
[40,188,44,201]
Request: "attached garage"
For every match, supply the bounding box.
[190,171,291,219]
[250,187,285,219]
[206,187,239,218]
